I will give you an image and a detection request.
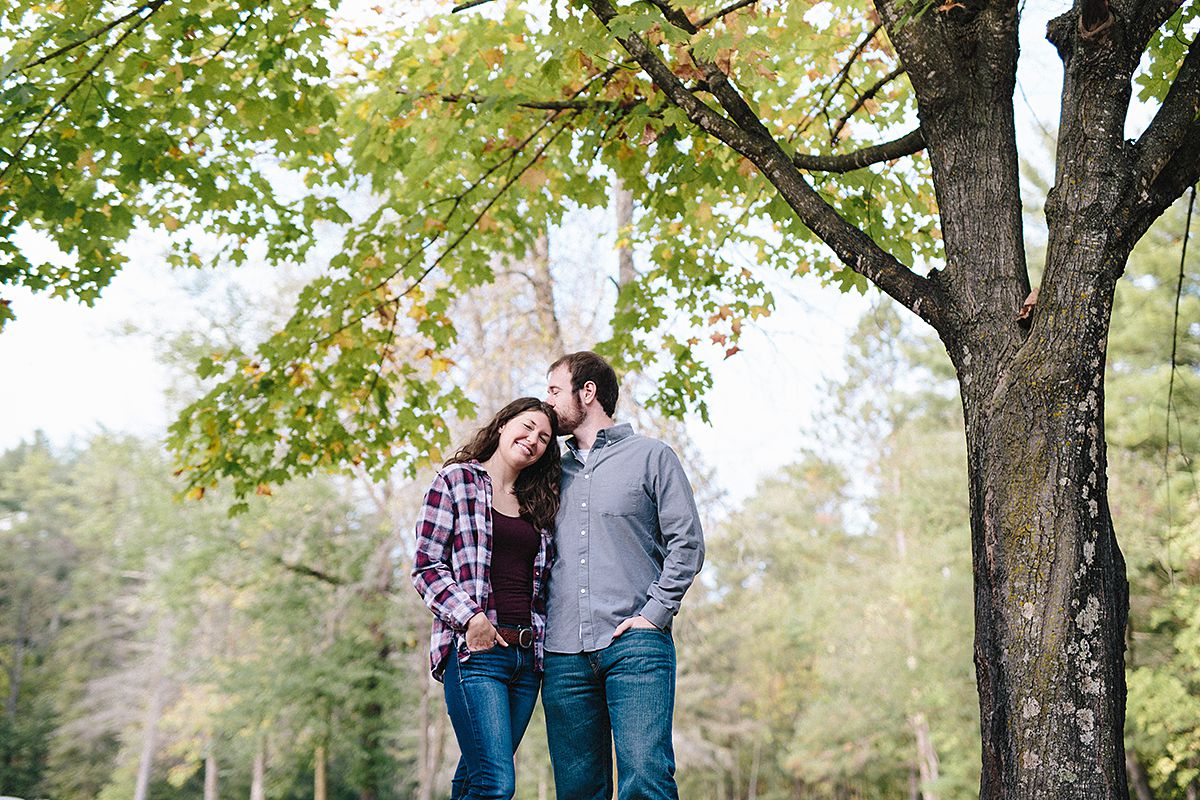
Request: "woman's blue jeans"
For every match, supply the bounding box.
[443,645,541,800]
[542,629,678,800]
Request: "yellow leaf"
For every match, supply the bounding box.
[163,214,180,231]
[186,486,206,501]
[519,167,548,191]
[481,47,504,69]
[255,484,273,496]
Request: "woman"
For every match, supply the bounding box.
[411,397,560,800]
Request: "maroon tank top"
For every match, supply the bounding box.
[490,508,539,627]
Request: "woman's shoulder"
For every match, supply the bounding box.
[434,460,486,486]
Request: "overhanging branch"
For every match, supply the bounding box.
[793,128,926,172]
[1123,37,1200,250]
[583,0,948,332]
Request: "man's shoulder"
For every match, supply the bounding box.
[621,432,674,457]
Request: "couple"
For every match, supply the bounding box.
[411,351,705,800]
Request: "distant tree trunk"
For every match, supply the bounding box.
[415,664,437,800]
[530,233,564,352]
[315,744,327,800]
[747,738,761,800]
[204,749,219,800]
[910,712,940,800]
[614,177,635,287]
[134,622,172,800]
[356,620,391,800]
[537,759,549,800]
[5,590,29,719]
[908,766,920,800]
[1124,752,1153,800]
[250,740,266,800]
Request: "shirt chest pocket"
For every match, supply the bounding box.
[602,482,653,519]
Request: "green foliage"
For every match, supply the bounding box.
[2,0,947,497]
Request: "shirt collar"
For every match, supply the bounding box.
[566,422,634,453]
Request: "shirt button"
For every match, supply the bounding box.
[581,502,587,508]
[580,588,587,594]
[580,558,586,564]
[584,474,590,479]
[580,530,587,536]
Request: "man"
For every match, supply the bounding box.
[542,351,705,800]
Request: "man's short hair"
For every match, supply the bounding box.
[550,351,619,417]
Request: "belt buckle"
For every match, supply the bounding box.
[518,628,534,648]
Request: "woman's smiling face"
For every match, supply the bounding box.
[499,410,553,470]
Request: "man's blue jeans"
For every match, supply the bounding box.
[542,629,678,800]
[443,646,541,800]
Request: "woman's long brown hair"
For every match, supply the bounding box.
[446,397,561,529]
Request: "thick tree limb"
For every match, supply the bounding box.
[793,128,926,172]
[1124,37,1200,247]
[583,0,948,332]
[1119,0,1183,51]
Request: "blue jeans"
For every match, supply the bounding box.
[542,629,678,800]
[443,646,541,800]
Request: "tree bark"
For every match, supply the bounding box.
[250,740,266,800]
[530,233,564,352]
[910,712,940,800]
[1124,752,1153,800]
[134,621,172,800]
[204,749,218,800]
[614,177,635,287]
[315,744,327,800]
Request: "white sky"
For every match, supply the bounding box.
[0,3,1070,503]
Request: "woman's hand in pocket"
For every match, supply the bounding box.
[465,612,508,651]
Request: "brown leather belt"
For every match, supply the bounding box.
[496,626,534,648]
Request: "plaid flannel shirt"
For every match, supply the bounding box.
[411,460,554,681]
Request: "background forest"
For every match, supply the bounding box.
[1,192,1197,800]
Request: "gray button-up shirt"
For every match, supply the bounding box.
[545,423,705,653]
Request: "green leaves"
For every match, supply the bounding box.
[6,0,940,494]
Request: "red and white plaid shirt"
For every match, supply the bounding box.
[411,460,554,681]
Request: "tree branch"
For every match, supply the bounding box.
[796,22,883,136]
[19,0,167,71]
[793,128,926,172]
[583,0,948,332]
[1124,37,1200,247]
[430,92,625,111]
[696,0,758,29]
[829,64,905,144]
[1122,0,1184,51]
[1,2,163,181]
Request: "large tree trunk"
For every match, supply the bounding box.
[870,3,1139,796]
[963,324,1129,800]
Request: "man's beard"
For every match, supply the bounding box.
[557,392,585,434]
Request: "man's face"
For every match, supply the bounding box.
[545,365,585,434]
